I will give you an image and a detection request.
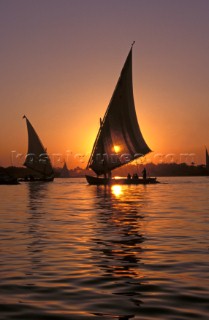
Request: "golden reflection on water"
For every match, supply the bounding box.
[2,178,209,319]
[111,185,123,197]
[91,185,147,284]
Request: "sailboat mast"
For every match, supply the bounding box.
[86,119,103,169]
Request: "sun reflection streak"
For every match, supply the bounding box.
[111,185,123,197]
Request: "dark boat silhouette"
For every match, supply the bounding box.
[21,116,54,182]
[0,167,19,185]
[86,43,159,185]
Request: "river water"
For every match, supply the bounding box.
[0,177,209,320]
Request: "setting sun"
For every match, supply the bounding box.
[114,145,121,153]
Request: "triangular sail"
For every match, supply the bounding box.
[87,45,151,176]
[23,116,54,177]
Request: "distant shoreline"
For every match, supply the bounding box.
[2,163,208,179]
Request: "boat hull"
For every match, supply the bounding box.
[19,176,54,182]
[86,175,159,185]
[0,177,20,185]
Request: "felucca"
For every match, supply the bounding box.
[23,115,54,181]
[86,43,159,185]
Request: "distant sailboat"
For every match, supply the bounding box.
[23,115,54,181]
[0,167,19,185]
[206,148,209,172]
[86,43,158,185]
[60,161,70,178]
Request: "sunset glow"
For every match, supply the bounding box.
[1,2,209,320]
[0,1,209,167]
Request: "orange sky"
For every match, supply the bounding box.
[0,0,209,167]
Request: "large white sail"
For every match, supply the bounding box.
[23,116,54,178]
[87,45,151,176]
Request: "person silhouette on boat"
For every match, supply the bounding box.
[142,168,147,180]
[127,173,131,180]
[133,173,138,179]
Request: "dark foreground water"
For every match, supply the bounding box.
[0,177,209,320]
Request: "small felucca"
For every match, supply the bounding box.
[22,115,54,181]
[0,167,19,185]
[86,43,159,185]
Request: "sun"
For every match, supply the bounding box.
[113,145,120,153]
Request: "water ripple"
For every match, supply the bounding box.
[0,177,209,319]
